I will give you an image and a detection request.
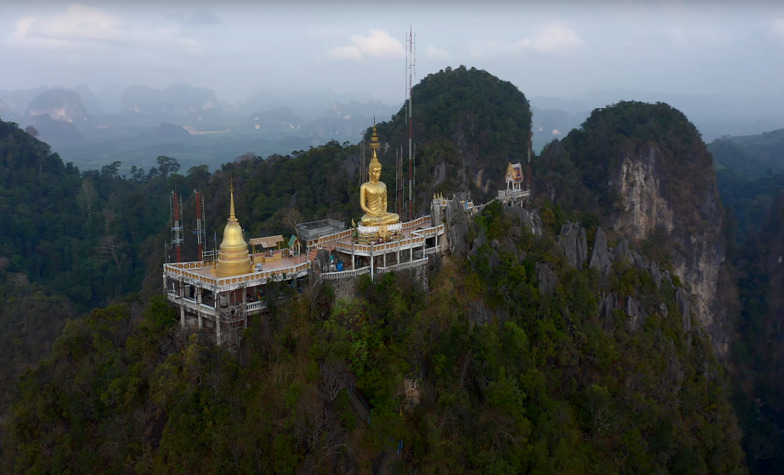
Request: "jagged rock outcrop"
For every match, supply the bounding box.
[507,206,542,236]
[625,295,645,331]
[649,261,662,288]
[535,262,557,295]
[599,292,617,331]
[676,288,691,334]
[557,221,588,268]
[556,221,690,334]
[614,238,633,265]
[589,227,613,276]
[443,194,471,255]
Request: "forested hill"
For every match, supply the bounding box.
[2,200,745,472]
[536,101,733,356]
[0,119,174,415]
[710,129,784,246]
[0,67,529,449]
[0,77,755,471]
[732,189,784,473]
[710,129,784,179]
[211,66,533,235]
[373,65,532,209]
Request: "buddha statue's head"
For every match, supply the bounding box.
[368,155,382,183]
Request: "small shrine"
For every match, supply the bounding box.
[498,161,530,206]
[287,235,301,256]
[505,162,524,191]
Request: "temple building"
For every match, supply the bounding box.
[163,128,445,347]
[162,122,535,347]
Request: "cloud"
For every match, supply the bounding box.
[425,46,450,61]
[771,18,784,42]
[9,4,201,54]
[182,9,222,28]
[11,4,123,49]
[327,45,364,61]
[667,25,734,46]
[327,29,405,61]
[470,24,584,59]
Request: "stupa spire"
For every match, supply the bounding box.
[369,118,380,161]
[229,179,236,221]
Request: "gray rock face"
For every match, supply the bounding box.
[676,287,691,333]
[432,162,447,187]
[445,194,470,255]
[625,295,646,331]
[469,301,493,325]
[650,261,662,288]
[614,238,633,265]
[599,292,617,331]
[611,142,728,356]
[589,227,614,276]
[535,262,557,295]
[558,222,588,268]
[508,206,542,236]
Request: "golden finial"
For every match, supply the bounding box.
[369,120,381,161]
[229,179,238,221]
[369,121,380,151]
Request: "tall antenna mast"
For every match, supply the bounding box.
[397,145,403,216]
[406,25,416,221]
[527,130,532,190]
[194,190,206,261]
[395,145,399,216]
[360,140,366,187]
[170,191,183,263]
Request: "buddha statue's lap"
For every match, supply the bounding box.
[361,210,399,225]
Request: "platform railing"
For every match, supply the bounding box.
[164,260,310,288]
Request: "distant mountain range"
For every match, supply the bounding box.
[1,83,783,173]
[530,89,784,152]
[0,84,398,172]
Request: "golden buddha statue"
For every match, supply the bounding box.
[360,127,399,226]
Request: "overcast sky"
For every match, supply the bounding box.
[1,0,783,106]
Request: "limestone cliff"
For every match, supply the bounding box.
[541,101,734,355]
[610,141,730,354]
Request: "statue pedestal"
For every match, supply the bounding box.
[357,222,402,241]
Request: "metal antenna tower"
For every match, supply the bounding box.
[526,130,533,190]
[194,190,206,260]
[170,191,183,262]
[406,26,416,221]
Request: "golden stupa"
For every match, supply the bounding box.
[214,182,252,277]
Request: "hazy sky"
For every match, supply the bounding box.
[1,0,783,105]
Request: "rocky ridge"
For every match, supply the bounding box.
[542,101,733,356]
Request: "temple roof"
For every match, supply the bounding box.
[249,235,284,248]
[506,162,524,183]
